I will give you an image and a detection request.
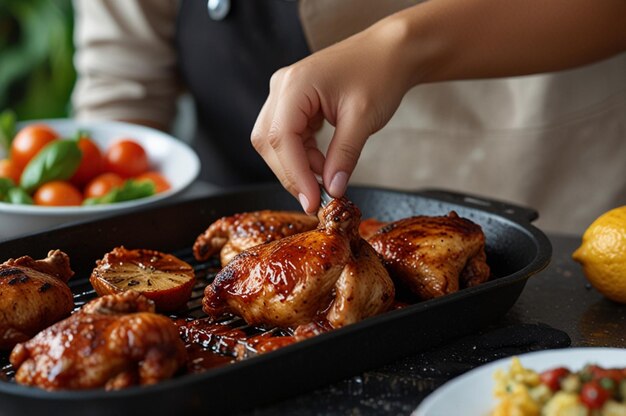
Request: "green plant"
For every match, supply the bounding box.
[0,0,75,121]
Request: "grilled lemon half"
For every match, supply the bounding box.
[91,246,196,311]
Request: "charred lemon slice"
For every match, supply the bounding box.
[90,246,196,312]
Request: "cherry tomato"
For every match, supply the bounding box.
[539,367,570,391]
[580,380,612,409]
[103,139,150,178]
[33,181,83,206]
[70,136,104,187]
[84,172,125,198]
[134,171,171,193]
[10,124,59,169]
[0,159,22,185]
[587,365,625,383]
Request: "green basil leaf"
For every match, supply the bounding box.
[0,177,15,202]
[0,110,16,153]
[20,139,82,193]
[7,187,34,205]
[0,178,32,205]
[83,180,155,206]
[73,130,90,142]
[112,180,155,202]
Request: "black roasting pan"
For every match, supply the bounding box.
[0,184,551,416]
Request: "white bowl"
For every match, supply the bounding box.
[0,119,200,240]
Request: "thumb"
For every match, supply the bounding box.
[322,112,371,198]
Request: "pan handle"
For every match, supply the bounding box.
[418,189,539,222]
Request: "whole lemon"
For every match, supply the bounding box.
[572,206,626,304]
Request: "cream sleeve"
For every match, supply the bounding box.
[71,0,180,127]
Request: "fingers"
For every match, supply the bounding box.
[303,133,325,176]
[251,69,323,214]
[253,85,371,207]
[322,110,371,197]
[272,95,323,213]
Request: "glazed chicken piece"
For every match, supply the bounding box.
[366,211,490,300]
[193,210,318,266]
[10,291,187,390]
[359,218,388,240]
[203,197,395,330]
[0,250,74,350]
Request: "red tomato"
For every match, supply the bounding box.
[103,139,150,178]
[539,367,570,391]
[84,172,125,198]
[580,380,612,409]
[10,124,59,169]
[70,136,104,187]
[34,181,83,206]
[587,365,626,383]
[0,159,22,185]
[134,171,171,193]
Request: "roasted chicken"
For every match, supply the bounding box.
[203,197,395,330]
[0,250,74,350]
[193,210,318,266]
[366,211,490,300]
[359,218,388,240]
[10,291,187,390]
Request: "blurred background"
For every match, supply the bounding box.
[0,0,75,120]
[0,0,196,145]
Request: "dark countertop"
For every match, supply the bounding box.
[501,234,626,348]
[250,233,626,416]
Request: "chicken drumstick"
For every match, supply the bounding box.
[202,197,395,330]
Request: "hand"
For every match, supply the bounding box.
[251,15,417,213]
[252,0,626,214]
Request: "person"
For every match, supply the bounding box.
[72,0,626,234]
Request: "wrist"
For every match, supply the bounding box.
[373,4,452,88]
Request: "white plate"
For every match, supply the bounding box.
[413,347,626,416]
[0,119,200,240]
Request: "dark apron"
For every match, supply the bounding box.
[175,0,310,186]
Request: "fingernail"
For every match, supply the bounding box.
[298,193,310,213]
[328,171,348,197]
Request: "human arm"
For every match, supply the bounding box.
[251,0,626,213]
[71,0,180,131]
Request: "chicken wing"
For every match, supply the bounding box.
[9,291,187,390]
[0,250,74,350]
[203,197,394,330]
[193,210,318,266]
[366,211,490,300]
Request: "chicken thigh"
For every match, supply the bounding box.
[366,211,490,300]
[193,210,318,266]
[10,291,187,390]
[0,250,74,350]
[203,197,395,330]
